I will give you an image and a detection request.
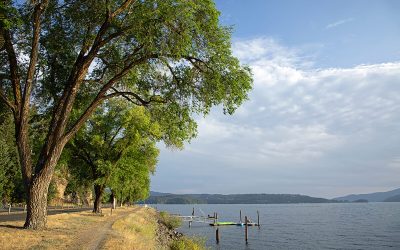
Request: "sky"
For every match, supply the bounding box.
[151,0,400,198]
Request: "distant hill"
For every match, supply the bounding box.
[144,193,338,204]
[334,188,400,202]
[384,194,400,202]
[150,191,171,196]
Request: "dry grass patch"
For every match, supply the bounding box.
[102,207,158,250]
[0,210,112,250]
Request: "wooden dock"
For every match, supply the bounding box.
[174,208,260,227]
[210,222,258,226]
[172,208,261,244]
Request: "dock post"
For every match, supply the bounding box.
[240,210,242,223]
[245,216,248,244]
[192,207,195,216]
[216,213,218,223]
[213,212,216,224]
[257,210,260,227]
[216,228,220,244]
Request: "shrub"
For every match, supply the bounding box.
[159,211,182,230]
[170,236,206,250]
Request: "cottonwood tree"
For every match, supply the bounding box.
[68,101,160,213]
[0,0,252,229]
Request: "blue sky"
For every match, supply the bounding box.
[151,0,400,198]
[216,0,400,68]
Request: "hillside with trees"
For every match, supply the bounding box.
[144,192,338,204]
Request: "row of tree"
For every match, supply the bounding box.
[0,100,157,212]
[0,0,252,230]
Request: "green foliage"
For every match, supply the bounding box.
[170,236,206,250]
[0,112,24,204]
[102,189,111,203]
[0,1,22,30]
[29,0,252,133]
[159,211,182,230]
[67,100,160,204]
[1,0,253,211]
[47,181,57,203]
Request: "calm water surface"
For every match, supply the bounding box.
[154,203,400,249]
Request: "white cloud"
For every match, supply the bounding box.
[152,37,400,197]
[258,125,343,163]
[325,18,354,29]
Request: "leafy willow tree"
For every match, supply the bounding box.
[0,0,252,229]
[68,101,159,213]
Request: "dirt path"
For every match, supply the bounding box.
[71,207,140,250]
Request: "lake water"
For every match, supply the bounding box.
[154,203,400,249]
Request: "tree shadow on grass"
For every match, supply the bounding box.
[0,224,24,229]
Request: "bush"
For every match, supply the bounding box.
[159,211,182,230]
[170,236,206,250]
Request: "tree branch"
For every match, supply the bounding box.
[108,125,123,148]
[23,0,49,112]
[2,28,22,111]
[0,88,16,112]
[110,87,150,106]
[111,0,136,18]
[63,54,159,142]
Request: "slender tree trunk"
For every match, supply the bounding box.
[93,184,103,213]
[110,191,116,209]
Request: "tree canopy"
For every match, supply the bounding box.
[0,0,252,229]
[67,100,160,212]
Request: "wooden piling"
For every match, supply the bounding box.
[257,210,260,227]
[240,210,242,223]
[216,228,220,244]
[245,216,248,244]
[192,207,195,216]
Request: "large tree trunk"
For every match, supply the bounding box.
[23,173,52,229]
[93,184,104,213]
[23,142,65,229]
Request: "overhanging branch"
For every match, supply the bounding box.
[110,87,149,106]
